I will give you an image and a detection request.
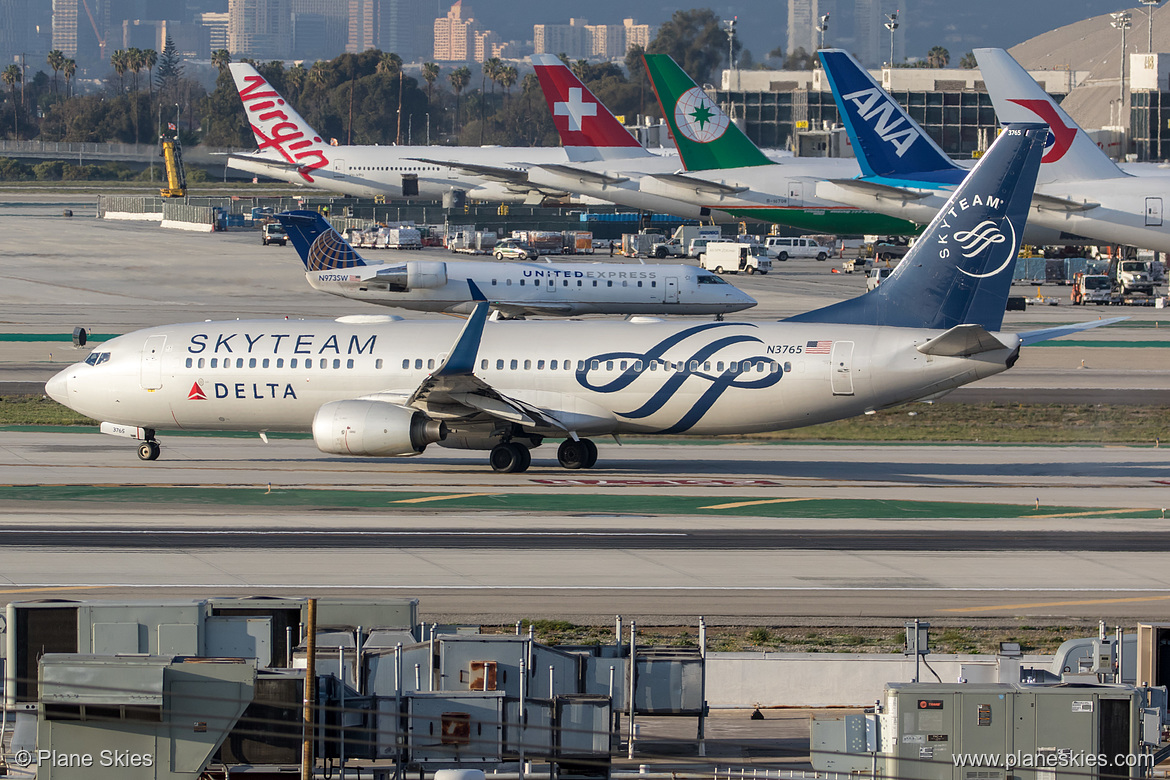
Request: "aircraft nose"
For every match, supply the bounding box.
[45,368,70,404]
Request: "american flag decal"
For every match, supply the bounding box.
[805,340,832,354]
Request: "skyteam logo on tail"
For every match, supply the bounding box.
[933,193,1017,279]
[673,88,730,143]
[841,87,921,157]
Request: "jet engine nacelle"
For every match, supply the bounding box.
[312,400,447,457]
[407,261,447,290]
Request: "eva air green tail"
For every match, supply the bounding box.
[643,54,772,172]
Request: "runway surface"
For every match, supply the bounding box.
[2,195,1169,624]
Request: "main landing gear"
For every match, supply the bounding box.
[487,437,599,473]
[137,440,161,461]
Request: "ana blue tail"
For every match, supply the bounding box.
[787,124,1047,332]
[275,210,367,271]
[818,49,965,187]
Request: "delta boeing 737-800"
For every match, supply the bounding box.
[46,125,1119,473]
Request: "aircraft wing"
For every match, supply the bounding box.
[532,164,630,185]
[226,153,308,171]
[407,157,531,185]
[404,292,569,432]
[645,173,748,195]
[490,302,576,317]
[824,178,932,201]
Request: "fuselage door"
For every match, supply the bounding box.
[830,340,855,396]
[140,335,166,390]
[402,173,419,197]
[1146,197,1163,227]
[665,277,679,303]
[333,158,345,176]
[787,181,804,208]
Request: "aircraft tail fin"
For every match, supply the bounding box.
[228,63,333,183]
[642,54,772,171]
[973,48,1126,182]
[531,54,650,162]
[275,210,367,271]
[818,49,963,185]
[787,124,1047,332]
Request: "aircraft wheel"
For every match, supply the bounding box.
[490,442,529,473]
[557,439,588,469]
[580,438,598,469]
[745,265,756,275]
[138,441,161,461]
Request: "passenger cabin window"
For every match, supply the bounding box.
[510,359,518,370]
[481,359,489,370]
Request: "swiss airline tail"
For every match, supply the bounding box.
[228,63,333,182]
[974,48,1126,183]
[531,54,650,162]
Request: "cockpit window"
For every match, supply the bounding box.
[696,274,728,285]
[83,352,111,366]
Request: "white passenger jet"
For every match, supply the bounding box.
[47,125,1117,473]
[225,62,647,201]
[814,48,1170,252]
[277,211,756,317]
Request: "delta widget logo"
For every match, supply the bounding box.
[673,88,730,143]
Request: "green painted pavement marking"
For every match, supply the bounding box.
[0,333,121,342]
[0,485,1159,520]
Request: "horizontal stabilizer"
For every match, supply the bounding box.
[916,324,1009,357]
[1017,317,1127,346]
[1030,193,1100,213]
[646,173,748,195]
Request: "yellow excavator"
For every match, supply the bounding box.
[159,132,187,198]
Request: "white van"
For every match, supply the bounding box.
[700,242,772,275]
[764,236,830,261]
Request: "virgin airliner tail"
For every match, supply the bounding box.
[228,63,333,183]
[973,48,1127,183]
[531,54,650,162]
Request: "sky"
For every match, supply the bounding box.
[464,0,1136,64]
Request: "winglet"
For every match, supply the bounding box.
[643,53,772,171]
[531,54,649,162]
[275,210,366,271]
[818,49,963,185]
[433,289,490,377]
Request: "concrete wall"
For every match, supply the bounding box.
[706,652,1053,708]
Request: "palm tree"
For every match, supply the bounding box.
[47,49,65,95]
[422,62,440,106]
[211,49,231,71]
[484,57,502,93]
[111,49,128,92]
[63,59,76,98]
[308,60,328,89]
[498,64,517,101]
[378,51,403,79]
[127,47,143,92]
[927,46,950,68]
[2,64,20,137]
[287,62,306,97]
[143,48,157,103]
[449,65,471,134]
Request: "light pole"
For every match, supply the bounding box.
[885,10,900,66]
[1112,11,1132,126]
[816,12,830,51]
[1141,0,1161,53]
[724,17,737,90]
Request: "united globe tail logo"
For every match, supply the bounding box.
[673,88,730,143]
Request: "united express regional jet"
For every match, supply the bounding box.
[47,125,1117,473]
[278,211,756,317]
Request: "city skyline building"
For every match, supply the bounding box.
[228,0,292,59]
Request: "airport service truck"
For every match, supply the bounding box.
[652,226,723,258]
[700,242,772,275]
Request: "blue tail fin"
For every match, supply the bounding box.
[275,210,367,271]
[818,49,964,186]
[787,124,1047,332]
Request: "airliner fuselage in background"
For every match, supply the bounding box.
[226,62,651,202]
[276,210,755,317]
